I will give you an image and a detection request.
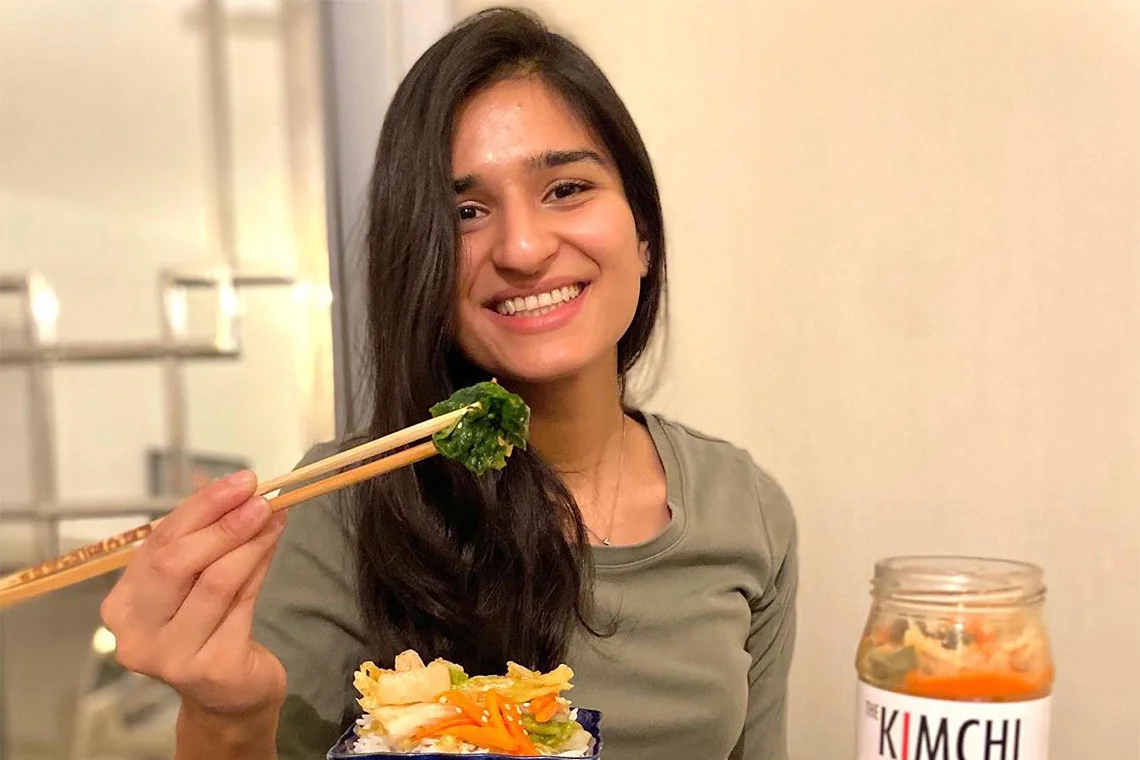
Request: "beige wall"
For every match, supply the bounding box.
[459,1,1140,757]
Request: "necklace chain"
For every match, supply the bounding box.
[586,416,627,547]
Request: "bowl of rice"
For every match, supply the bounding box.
[326,707,602,758]
[324,650,601,759]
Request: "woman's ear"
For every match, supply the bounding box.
[638,240,650,277]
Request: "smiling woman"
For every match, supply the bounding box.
[451,77,649,382]
[97,8,797,760]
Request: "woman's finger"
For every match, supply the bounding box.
[123,494,272,628]
[161,512,286,655]
[192,515,285,665]
[150,470,259,541]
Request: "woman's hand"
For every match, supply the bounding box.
[100,470,288,720]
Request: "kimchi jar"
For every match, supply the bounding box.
[855,556,1054,760]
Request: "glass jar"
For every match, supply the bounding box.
[855,556,1054,760]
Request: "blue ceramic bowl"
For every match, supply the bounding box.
[326,708,603,759]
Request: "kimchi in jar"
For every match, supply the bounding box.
[855,556,1054,760]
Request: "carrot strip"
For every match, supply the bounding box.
[527,693,556,715]
[441,724,517,753]
[502,699,538,756]
[534,699,560,724]
[493,694,538,756]
[436,690,485,723]
[413,715,477,741]
[486,692,508,733]
[484,693,528,755]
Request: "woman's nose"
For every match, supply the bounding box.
[490,200,557,274]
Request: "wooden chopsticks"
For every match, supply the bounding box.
[0,406,471,610]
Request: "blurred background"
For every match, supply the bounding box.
[1,1,1137,758]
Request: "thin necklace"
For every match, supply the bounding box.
[586,416,627,547]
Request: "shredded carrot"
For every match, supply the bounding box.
[489,693,537,756]
[413,715,476,741]
[441,724,518,754]
[422,690,556,755]
[527,693,557,715]
[534,699,561,723]
[436,690,485,723]
[902,671,1051,701]
[486,692,507,732]
[502,700,538,756]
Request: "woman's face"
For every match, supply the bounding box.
[450,76,647,384]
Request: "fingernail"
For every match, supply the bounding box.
[225,470,256,489]
[238,495,270,523]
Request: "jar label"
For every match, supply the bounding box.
[856,681,1050,760]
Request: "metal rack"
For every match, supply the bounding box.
[0,0,323,569]
[0,4,334,758]
[0,269,295,567]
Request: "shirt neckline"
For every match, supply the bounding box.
[589,410,688,569]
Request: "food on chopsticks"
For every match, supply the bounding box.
[856,613,1053,701]
[349,650,593,757]
[0,382,531,609]
[431,381,530,476]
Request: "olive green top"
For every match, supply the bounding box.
[252,412,798,760]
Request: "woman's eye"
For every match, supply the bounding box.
[548,181,588,201]
[457,205,483,221]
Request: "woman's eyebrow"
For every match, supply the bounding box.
[453,149,606,194]
[527,149,605,170]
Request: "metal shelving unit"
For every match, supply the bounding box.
[0,2,336,756]
[0,269,295,568]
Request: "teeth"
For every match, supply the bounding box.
[495,284,581,317]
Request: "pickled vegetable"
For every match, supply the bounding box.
[856,612,1053,702]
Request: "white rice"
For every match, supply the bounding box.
[347,711,594,757]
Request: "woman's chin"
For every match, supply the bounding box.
[487,351,599,387]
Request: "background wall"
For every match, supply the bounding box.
[453,1,1140,757]
[4,1,1139,758]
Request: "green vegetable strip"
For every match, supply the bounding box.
[429,381,530,476]
[521,715,575,747]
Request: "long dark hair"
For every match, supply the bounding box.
[352,6,667,675]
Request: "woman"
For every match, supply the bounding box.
[100,7,797,760]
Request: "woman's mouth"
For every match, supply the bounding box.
[492,283,585,317]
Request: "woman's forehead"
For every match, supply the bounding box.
[451,77,605,177]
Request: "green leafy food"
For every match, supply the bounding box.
[429,381,530,476]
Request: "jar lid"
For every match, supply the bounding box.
[871,555,1046,609]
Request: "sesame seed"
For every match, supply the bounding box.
[481,716,489,723]
[454,707,462,714]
